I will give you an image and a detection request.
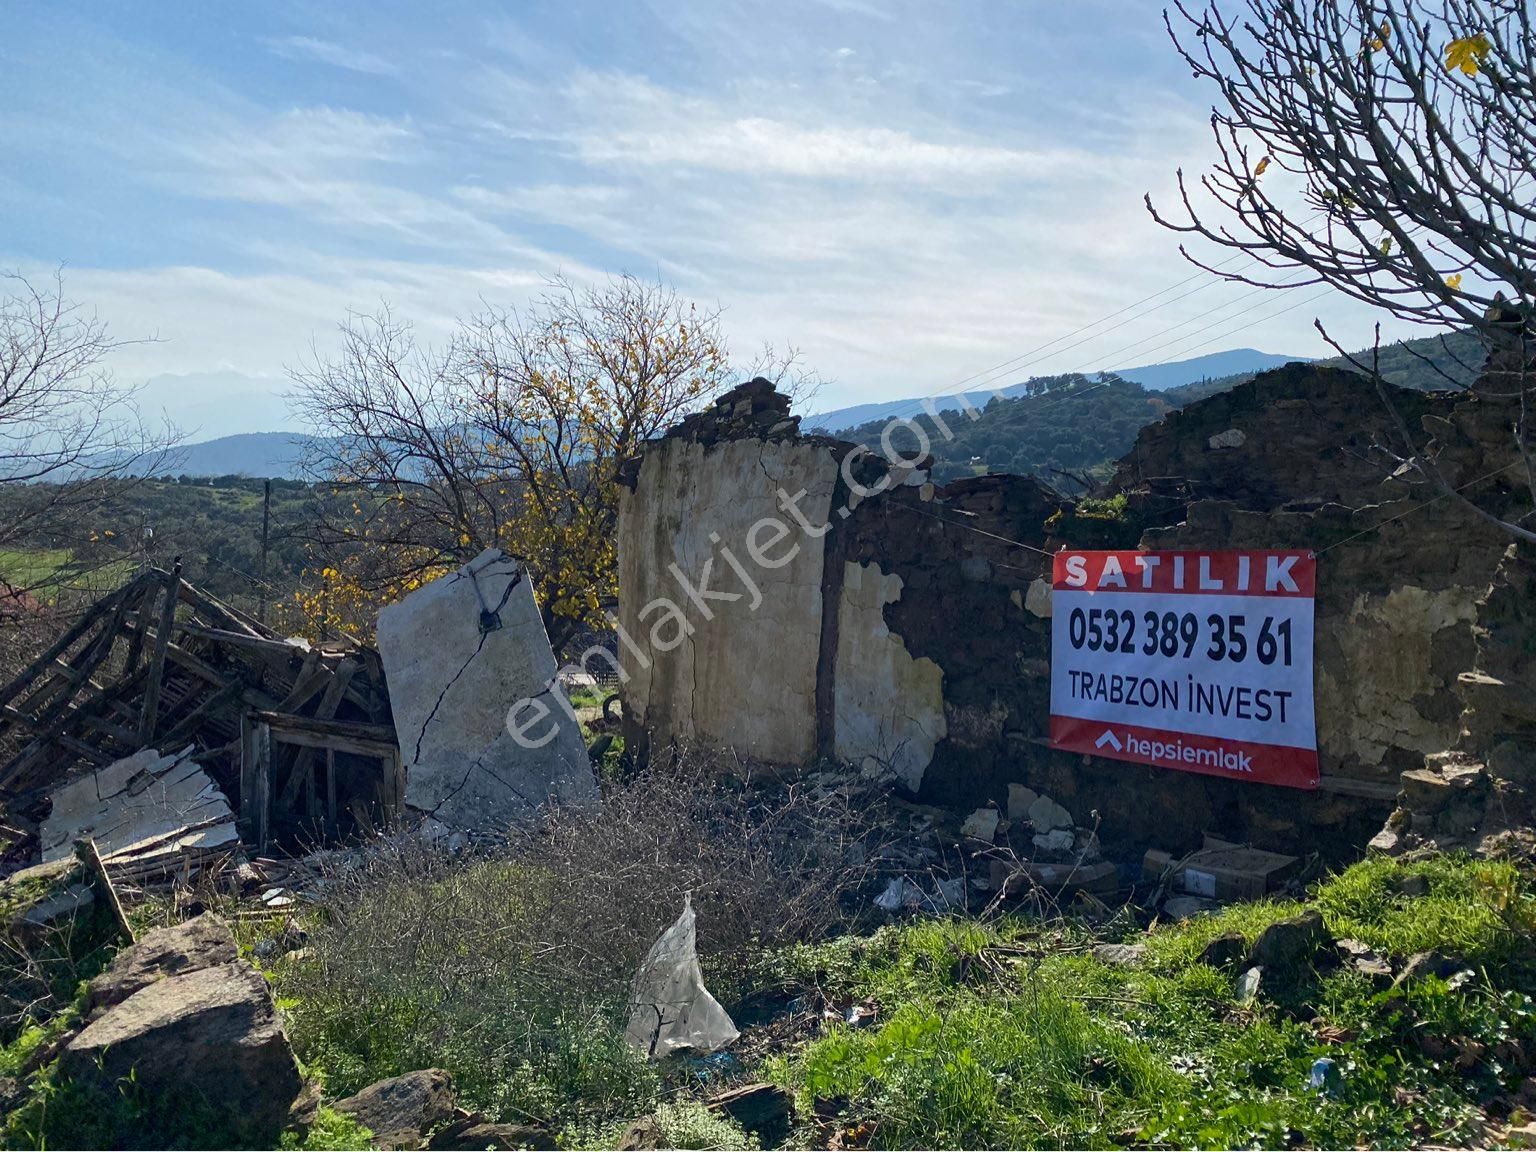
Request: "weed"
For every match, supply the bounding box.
[280,1106,374,1151]
[767,853,1536,1149]
[278,755,878,1128]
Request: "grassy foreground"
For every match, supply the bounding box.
[3,850,1533,1149]
[763,853,1536,1149]
[267,850,1536,1150]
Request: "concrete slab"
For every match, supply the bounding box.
[376,549,594,830]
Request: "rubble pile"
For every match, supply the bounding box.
[650,377,801,449]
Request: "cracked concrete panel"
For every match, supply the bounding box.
[833,561,945,791]
[377,549,593,830]
[41,746,238,865]
[617,437,839,764]
[1317,585,1480,768]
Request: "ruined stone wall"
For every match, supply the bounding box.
[616,368,1523,858]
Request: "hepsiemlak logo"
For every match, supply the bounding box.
[1123,732,1254,773]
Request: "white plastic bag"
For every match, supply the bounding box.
[624,895,739,1058]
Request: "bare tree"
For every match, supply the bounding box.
[1149,1,1536,539]
[291,273,741,650]
[0,271,176,593]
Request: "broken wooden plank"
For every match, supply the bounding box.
[279,660,357,811]
[174,578,271,639]
[75,837,134,944]
[251,711,398,748]
[0,574,148,718]
[138,561,183,744]
[158,678,247,749]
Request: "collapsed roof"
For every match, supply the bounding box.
[0,565,400,856]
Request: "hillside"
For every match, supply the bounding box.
[806,347,1313,434]
[141,332,1488,482]
[1319,327,1485,391]
[839,372,1168,487]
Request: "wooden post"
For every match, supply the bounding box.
[325,747,338,840]
[75,837,134,944]
[138,560,182,745]
[239,714,271,852]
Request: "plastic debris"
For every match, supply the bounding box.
[1309,1056,1342,1095]
[874,876,966,914]
[1236,966,1263,1005]
[624,895,739,1058]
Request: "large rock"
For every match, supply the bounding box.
[377,549,595,831]
[334,1069,456,1150]
[86,912,239,1012]
[1247,909,1332,973]
[62,955,304,1145]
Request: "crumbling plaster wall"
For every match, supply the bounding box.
[617,367,1519,857]
[616,434,840,764]
[832,561,946,790]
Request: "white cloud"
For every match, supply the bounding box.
[266,36,395,76]
[555,72,1080,183]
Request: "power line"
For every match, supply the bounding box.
[905,212,1332,404]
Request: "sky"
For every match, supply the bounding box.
[2,1,1416,441]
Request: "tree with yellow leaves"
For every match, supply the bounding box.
[1150,0,1536,543]
[289,274,736,650]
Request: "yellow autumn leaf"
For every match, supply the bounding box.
[1254,155,1271,177]
[1378,236,1393,256]
[1445,273,1464,291]
[1445,34,1491,76]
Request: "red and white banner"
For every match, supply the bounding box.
[1049,549,1318,789]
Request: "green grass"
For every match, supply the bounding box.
[761,853,1536,1149]
[0,548,73,589]
[0,547,136,596]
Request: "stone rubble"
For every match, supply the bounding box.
[60,913,307,1145]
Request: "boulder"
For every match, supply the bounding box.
[427,1117,555,1150]
[708,1082,794,1135]
[1392,949,1466,988]
[1033,828,1075,854]
[334,1068,457,1150]
[1163,895,1222,919]
[86,912,238,1013]
[615,1116,665,1150]
[960,807,999,843]
[1196,931,1247,970]
[1337,938,1393,979]
[1007,784,1039,821]
[1247,909,1331,972]
[62,950,304,1145]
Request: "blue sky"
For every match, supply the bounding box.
[3,1,1408,440]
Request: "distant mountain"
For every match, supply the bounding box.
[154,432,320,480]
[1110,348,1310,391]
[806,347,1313,434]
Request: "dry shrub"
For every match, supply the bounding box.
[279,751,880,1124]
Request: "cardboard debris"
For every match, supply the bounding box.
[1142,833,1299,901]
[41,746,239,884]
